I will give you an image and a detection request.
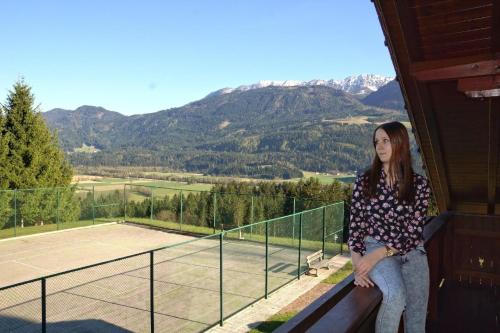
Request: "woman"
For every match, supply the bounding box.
[348,121,432,333]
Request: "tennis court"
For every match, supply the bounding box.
[0,223,194,287]
[0,221,320,333]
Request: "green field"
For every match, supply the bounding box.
[300,172,356,185]
[75,172,355,189]
[75,178,214,202]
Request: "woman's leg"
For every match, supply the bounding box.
[401,245,429,333]
[366,240,406,333]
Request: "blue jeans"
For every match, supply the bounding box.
[364,236,429,333]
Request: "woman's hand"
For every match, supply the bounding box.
[351,250,375,288]
[356,248,385,277]
[354,272,374,287]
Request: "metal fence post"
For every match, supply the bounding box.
[292,197,296,244]
[92,186,95,224]
[56,188,60,230]
[123,184,127,222]
[298,213,303,280]
[250,195,254,239]
[150,251,155,333]
[150,189,154,222]
[219,232,224,326]
[14,189,17,237]
[42,278,46,333]
[213,193,217,233]
[180,190,183,230]
[340,203,344,255]
[265,220,269,299]
[322,206,326,257]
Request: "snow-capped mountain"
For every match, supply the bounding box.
[209,74,394,97]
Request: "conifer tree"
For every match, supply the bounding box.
[0,103,13,228]
[2,80,72,188]
[0,80,77,226]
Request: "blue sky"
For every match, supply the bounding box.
[1,1,395,115]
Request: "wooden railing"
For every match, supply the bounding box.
[275,212,451,333]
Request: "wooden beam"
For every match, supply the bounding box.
[410,54,497,72]
[493,0,500,52]
[411,59,500,81]
[487,98,498,215]
[414,81,452,212]
[457,74,500,92]
[395,0,422,61]
[377,0,450,211]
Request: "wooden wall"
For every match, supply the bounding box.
[444,214,500,286]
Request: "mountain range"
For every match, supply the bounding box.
[208,74,394,97]
[43,76,409,178]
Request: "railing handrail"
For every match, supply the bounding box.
[274,213,450,333]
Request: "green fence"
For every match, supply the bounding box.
[0,185,126,239]
[0,202,344,333]
[123,184,330,234]
[0,184,337,240]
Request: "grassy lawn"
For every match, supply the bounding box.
[248,312,298,333]
[75,181,214,203]
[322,261,353,284]
[300,172,356,185]
[0,219,114,240]
[74,171,357,187]
[127,217,217,235]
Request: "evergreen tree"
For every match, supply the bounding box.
[2,80,72,188]
[0,80,77,226]
[0,105,13,228]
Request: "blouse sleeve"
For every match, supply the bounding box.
[348,174,368,255]
[414,176,432,224]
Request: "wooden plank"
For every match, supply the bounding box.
[416,5,493,28]
[273,275,356,333]
[414,0,492,21]
[410,54,496,77]
[493,0,500,52]
[423,47,492,61]
[305,287,381,333]
[410,0,492,16]
[457,75,500,92]
[451,202,488,214]
[420,26,491,45]
[487,98,499,214]
[422,37,491,59]
[453,270,500,285]
[419,16,491,36]
[411,59,500,81]
[396,0,423,61]
[413,81,451,212]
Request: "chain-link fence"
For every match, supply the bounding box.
[0,182,344,242]
[0,202,344,333]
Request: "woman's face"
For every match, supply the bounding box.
[374,128,392,164]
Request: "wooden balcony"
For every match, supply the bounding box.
[275,0,500,330]
[275,212,499,332]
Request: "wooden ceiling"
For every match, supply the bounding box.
[373,0,500,215]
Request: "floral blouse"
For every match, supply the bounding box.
[348,168,431,255]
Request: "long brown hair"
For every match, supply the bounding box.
[363,121,415,203]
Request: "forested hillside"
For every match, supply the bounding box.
[44,82,415,178]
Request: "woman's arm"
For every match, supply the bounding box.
[414,176,431,222]
[347,174,368,255]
